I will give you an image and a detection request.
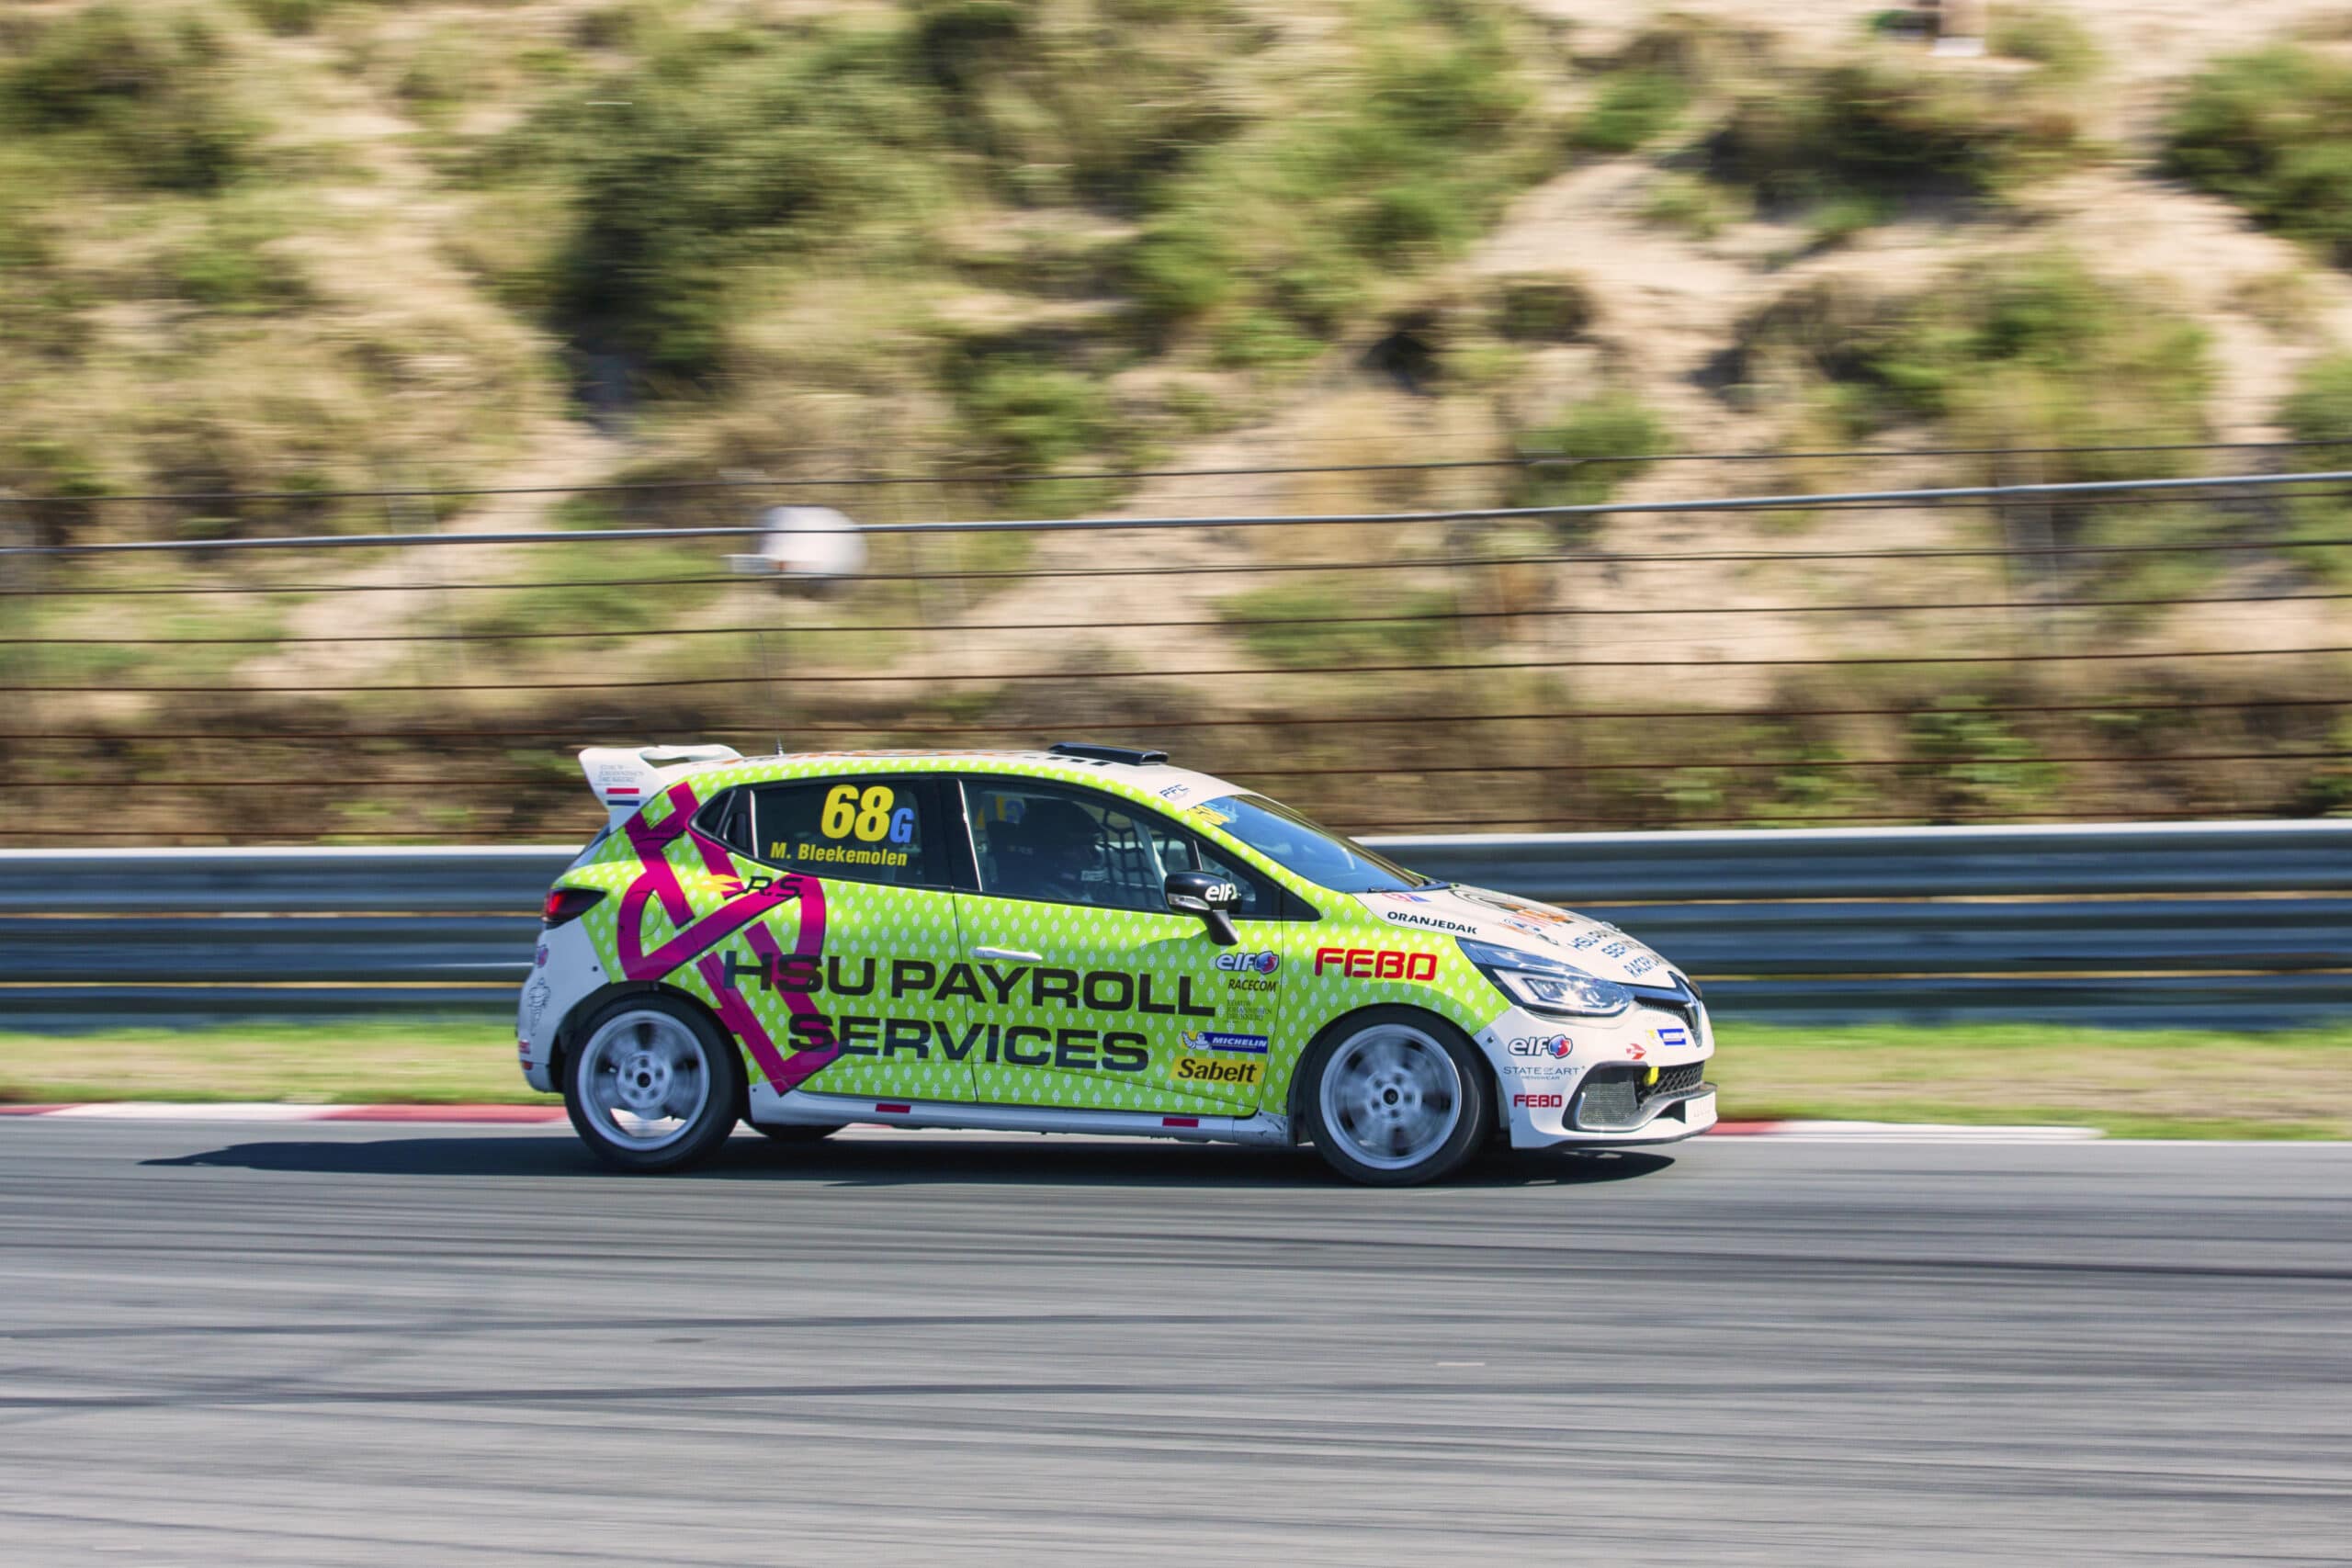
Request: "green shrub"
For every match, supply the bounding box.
[1989,6,2100,80]
[1713,55,2086,207]
[1351,178,1470,252]
[1802,190,1893,253]
[910,0,1028,96]
[2278,353,2352,581]
[1126,213,1237,325]
[239,0,337,37]
[3,4,256,192]
[2292,719,2352,816]
[1573,68,1688,153]
[0,437,113,547]
[1212,310,1321,368]
[1491,275,1592,341]
[1514,394,1671,511]
[1640,172,1744,238]
[543,32,944,374]
[1905,696,2062,820]
[1735,254,2209,478]
[492,0,1546,383]
[1115,0,1542,333]
[2168,46,2352,264]
[171,206,307,314]
[957,362,1110,473]
[910,0,1246,204]
[1216,578,1459,670]
[2281,352,2352,465]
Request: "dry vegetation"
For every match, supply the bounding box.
[5,0,2352,840]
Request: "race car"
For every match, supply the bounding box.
[519,741,1714,1184]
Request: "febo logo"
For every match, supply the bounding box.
[1216,950,1281,975]
[1507,1035,1574,1060]
[1314,948,1440,982]
[1512,1093,1565,1109]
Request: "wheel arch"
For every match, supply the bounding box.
[546,980,734,1101]
[1285,1000,1506,1137]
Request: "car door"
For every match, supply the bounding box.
[697,774,977,1104]
[950,775,1288,1114]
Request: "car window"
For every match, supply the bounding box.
[737,777,943,886]
[1140,818,1283,919]
[697,790,752,854]
[964,779,1277,915]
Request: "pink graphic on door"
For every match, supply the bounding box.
[615,780,838,1093]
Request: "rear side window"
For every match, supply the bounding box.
[725,777,946,887]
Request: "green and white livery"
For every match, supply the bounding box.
[519,741,1715,1184]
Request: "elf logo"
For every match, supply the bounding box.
[1215,950,1281,976]
[1507,1035,1574,1060]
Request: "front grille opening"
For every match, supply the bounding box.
[1573,1061,1707,1132]
[1650,1061,1703,1099]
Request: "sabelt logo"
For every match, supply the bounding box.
[1382,908,1479,935]
[1215,950,1281,975]
[1314,947,1440,981]
[1174,1055,1263,1087]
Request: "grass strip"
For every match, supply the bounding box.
[0,1018,2344,1139]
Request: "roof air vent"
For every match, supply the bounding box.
[1047,742,1170,767]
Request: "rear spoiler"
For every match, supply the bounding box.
[579,745,742,826]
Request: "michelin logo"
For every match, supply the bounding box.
[1179,1031,1270,1055]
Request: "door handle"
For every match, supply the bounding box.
[972,945,1044,963]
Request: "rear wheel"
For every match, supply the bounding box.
[1300,1008,1489,1187]
[564,995,743,1173]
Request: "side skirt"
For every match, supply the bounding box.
[748,1085,1295,1149]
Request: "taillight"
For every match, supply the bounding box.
[542,887,605,929]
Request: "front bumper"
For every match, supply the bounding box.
[1557,1082,1716,1144]
[1482,995,1715,1148]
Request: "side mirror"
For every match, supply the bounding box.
[1164,871,1240,947]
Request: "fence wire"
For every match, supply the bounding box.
[5,444,2348,843]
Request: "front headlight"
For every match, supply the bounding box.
[1457,937,1633,1018]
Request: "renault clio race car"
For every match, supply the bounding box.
[519,742,1715,1185]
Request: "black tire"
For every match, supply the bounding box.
[748,1121,843,1145]
[1297,1006,1491,1187]
[563,993,744,1173]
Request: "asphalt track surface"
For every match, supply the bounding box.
[0,1123,2346,1566]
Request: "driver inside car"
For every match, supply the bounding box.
[988,796,1108,905]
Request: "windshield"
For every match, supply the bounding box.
[1191,795,1430,894]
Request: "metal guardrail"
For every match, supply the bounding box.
[3,821,2347,1030]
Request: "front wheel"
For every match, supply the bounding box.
[564,995,743,1173]
[1299,1009,1490,1187]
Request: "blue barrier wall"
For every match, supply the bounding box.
[4,821,2346,1028]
